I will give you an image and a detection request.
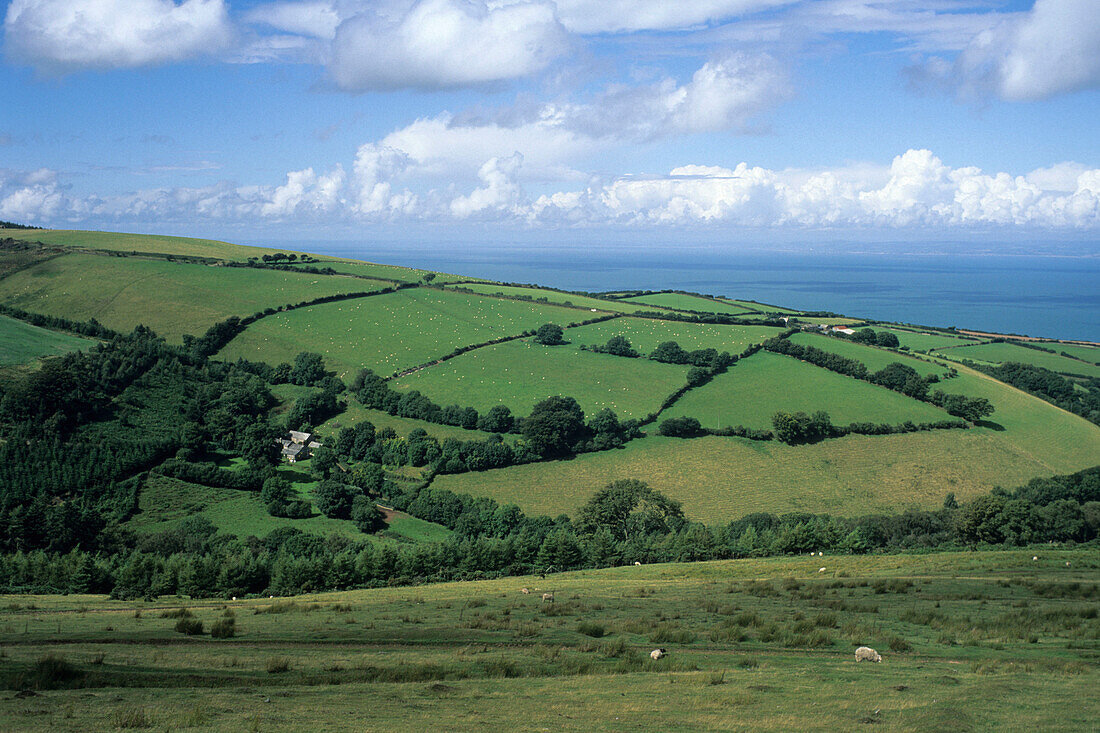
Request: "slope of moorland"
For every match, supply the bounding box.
[0,253,388,341]
[0,550,1096,732]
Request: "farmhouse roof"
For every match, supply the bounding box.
[289,430,311,443]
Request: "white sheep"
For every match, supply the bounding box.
[521,588,530,594]
[1033,556,1038,561]
[819,567,826,573]
[634,561,642,566]
[650,648,667,660]
[542,592,554,602]
[855,646,882,663]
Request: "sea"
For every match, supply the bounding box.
[273,241,1100,343]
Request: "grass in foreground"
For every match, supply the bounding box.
[0,313,96,365]
[217,288,591,378]
[664,351,950,430]
[0,253,382,341]
[0,550,1096,731]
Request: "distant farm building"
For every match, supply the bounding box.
[277,431,322,463]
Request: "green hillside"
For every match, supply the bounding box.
[621,291,756,315]
[391,337,689,420]
[569,317,783,354]
[788,331,947,377]
[663,350,950,430]
[0,253,384,341]
[934,340,1100,377]
[445,282,660,313]
[0,313,95,365]
[216,287,589,377]
[881,327,980,351]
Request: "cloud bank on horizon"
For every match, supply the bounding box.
[1,0,1098,237]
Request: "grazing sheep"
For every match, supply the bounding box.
[819,567,826,573]
[650,648,667,660]
[855,646,882,663]
[818,552,823,557]
[634,561,642,566]
[521,588,530,594]
[542,592,554,603]
[1066,561,1071,567]
[1033,556,1038,561]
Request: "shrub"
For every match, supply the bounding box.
[159,608,193,619]
[210,618,236,639]
[576,622,606,638]
[267,657,291,673]
[22,653,82,689]
[112,705,152,729]
[175,618,204,635]
[887,634,912,653]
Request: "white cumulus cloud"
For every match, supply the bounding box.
[912,0,1100,101]
[329,0,568,91]
[450,153,524,218]
[4,0,233,72]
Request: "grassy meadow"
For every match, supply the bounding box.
[620,292,756,315]
[0,253,382,341]
[216,288,586,377]
[7,229,289,261]
[0,313,96,365]
[1,550,1097,731]
[126,473,450,544]
[391,338,689,420]
[288,259,462,284]
[568,317,783,355]
[933,341,1100,378]
[788,332,948,377]
[318,401,508,443]
[881,327,980,352]
[444,282,660,313]
[1053,343,1100,363]
[435,356,1100,519]
[663,351,950,430]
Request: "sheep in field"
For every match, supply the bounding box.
[542,592,554,603]
[818,567,826,573]
[634,561,642,566]
[855,646,882,663]
[521,588,530,594]
[650,648,667,660]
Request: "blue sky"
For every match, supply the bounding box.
[1,0,1098,245]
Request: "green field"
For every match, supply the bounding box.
[0,253,383,341]
[0,313,96,365]
[788,331,947,377]
[445,282,662,313]
[933,341,1100,378]
[391,338,689,420]
[664,351,950,430]
[319,402,507,443]
[216,288,587,377]
[128,474,449,544]
[1,550,1096,731]
[8,229,290,261]
[291,259,465,283]
[883,327,980,352]
[569,317,783,355]
[436,360,1100,520]
[718,298,800,314]
[1054,343,1100,364]
[621,292,755,315]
